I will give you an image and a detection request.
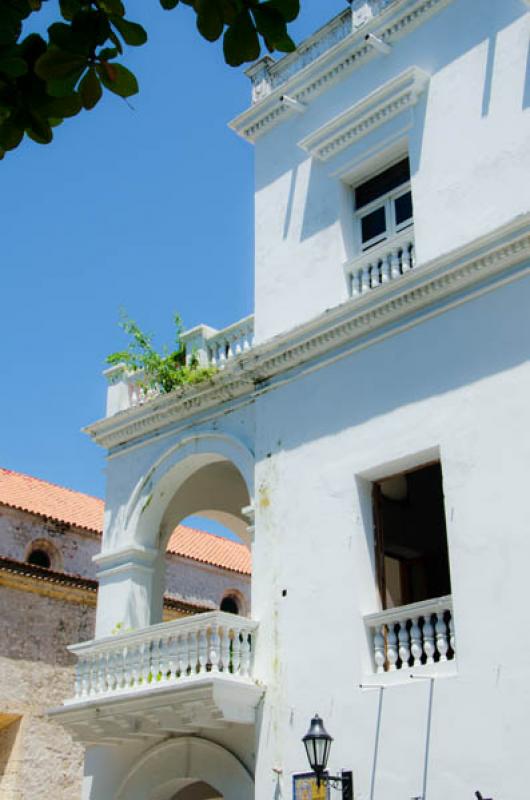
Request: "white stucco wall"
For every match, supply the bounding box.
[251,272,530,800]
[253,0,530,341]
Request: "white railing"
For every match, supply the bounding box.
[67,612,259,703]
[345,229,416,298]
[205,316,254,368]
[364,595,454,673]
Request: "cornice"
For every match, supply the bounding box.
[85,214,530,452]
[298,66,430,161]
[229,0,453,143]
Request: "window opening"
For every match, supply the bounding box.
[220,595,240,615]
[27,549,51,568]
[355,157,413,251]
[372,462,451,609]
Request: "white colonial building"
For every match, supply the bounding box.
[52,1,530,798]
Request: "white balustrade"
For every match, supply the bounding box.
[204,315,254,369]
[67,612,258,703]
[364,595,454,673]
[346,230,416,299]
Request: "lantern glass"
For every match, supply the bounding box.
[302,715,333,775]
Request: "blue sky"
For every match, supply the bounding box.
[1,0,346,532]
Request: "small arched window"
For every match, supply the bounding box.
[27,548,51,568]
[220,595,240,615]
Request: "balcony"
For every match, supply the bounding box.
[344,228,416,299]
[50,612,262,745]
[104,314,254,416]
[364,595,455,675]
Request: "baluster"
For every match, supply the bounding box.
[218,342,227,366]
[390,249,401,279]
[105,650,114,693]
[410,617,423,667]
[361,264,371,294]
[209,625,220,673]
[240,629,251,677]
[198,626,208,674]
[151,637,161,684]
[167,637,177,681]
[243,334,251,352]
[220,625,230,673]
[233,338,243,357]
[75,659,84,698]
[129,644,140,688]
[140,641,150,685]
[208,347,216,367]
[189,630,199,675]
[381,253,392,283]
[373,626,386,673]
[159,637,169,681]
[115,645,125,690]
[423,615,436,665]
[449,615,455,654]
[398,620,411,669]
[370,261,380,289]
[435,612,449,662]
[232,629,242,675]
[90,655,99,695]
[177,634,188,679]
[386,624,398,671]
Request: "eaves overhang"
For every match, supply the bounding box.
[229,0,454,143]
[85,213,530,452]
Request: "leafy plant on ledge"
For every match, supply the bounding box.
[106,311,217,394]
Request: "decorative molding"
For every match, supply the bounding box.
[230,0,454,143]
[85,214,530,451]
[298,66,429,161]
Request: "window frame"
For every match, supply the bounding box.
[355,179,413,252]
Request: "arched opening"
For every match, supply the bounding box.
[27,548,51,568]
[24,538,62,571]
[115,736,253,800]
[138,451,252,626]
[220,595,240,615]
[171,781,222,800]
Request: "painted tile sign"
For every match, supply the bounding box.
[293,773,329,800]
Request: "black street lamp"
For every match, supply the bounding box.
[302,715,353,800]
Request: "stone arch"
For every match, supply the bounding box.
[123,432,254,552]
[24,537,63,571]
[115,736,253,800]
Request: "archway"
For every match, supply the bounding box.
[115,736,253,800]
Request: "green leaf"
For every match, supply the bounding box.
[0,116,24,150]
[48,22,89,54]
[196,0,224,42]
[0,57,28,78]
[264,0,299,23]
[160,0,179,8]
[98,0,125,15]
[98,46,119,60]
[47,92,83,118]
[25,111,53,144]
[97,62,138,97]
[35,45,87,80]
[79,66,102,109]
[46,65,86,97]
[110,16,148,46]
[59,0,83,21]
[223,10,260,67]
[252,6,294,52]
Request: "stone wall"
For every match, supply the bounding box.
[0,584,95,799]
[0,507,100,578]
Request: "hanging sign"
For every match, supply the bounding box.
[292,773,329,800]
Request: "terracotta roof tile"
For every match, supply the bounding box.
[0,468,104,533]
[0,468,251,575]
[167,525,251,575]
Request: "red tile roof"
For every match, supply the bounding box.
[167,525,251,575]
[0,468,104,533]
[0,468,251,576]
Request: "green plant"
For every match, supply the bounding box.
[106,310,217,394]
[0,0,302,157]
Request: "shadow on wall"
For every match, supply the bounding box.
[256,0,528,246]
